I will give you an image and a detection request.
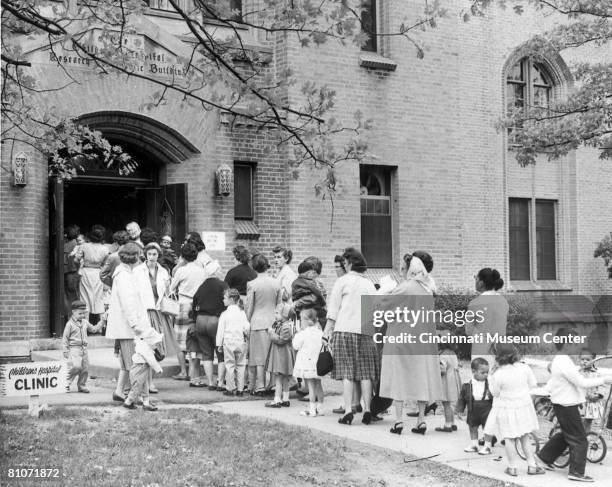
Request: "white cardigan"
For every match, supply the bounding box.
[134,262,170,310]
[106,264,151,339]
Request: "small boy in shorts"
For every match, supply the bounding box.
[62,300,103,393]
[456,357,495,454]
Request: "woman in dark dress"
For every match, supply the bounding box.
[224,245,257,299]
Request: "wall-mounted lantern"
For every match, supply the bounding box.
[12,152,28,187]
[216,164,232,196]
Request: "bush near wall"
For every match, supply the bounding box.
[434,286,539,358]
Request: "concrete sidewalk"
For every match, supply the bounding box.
[31,347,182,378]
[3,382,610,487]
[206,400,612,487]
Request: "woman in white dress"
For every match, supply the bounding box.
[75,225,109,325]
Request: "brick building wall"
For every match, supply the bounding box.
[1,2,610,341]
[0,144,50,341]
[281,0,611,293]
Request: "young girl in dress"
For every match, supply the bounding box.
[579,349,605,433]
[265,301,296,408]
[435,340,461,432]
[484,343,545,477]
[293,308,324,417]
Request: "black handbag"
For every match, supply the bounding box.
[153,347,165,362]
[316,343,333,376]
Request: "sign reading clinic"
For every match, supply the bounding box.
[0,361,68,397]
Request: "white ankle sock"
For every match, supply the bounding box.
[282,391,290,401]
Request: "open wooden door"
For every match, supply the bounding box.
[49,179,65,337]
[139,183,188,247]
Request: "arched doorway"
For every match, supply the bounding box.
[49,111,199,336]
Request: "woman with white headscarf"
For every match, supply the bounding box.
[379,251,443,435]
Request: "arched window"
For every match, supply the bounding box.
[506,58,553,113]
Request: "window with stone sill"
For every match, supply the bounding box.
[361,0,377,53]
[506,58,553,143]
[509,198,557,282]
[234,162,254,220]
[360,164,393,268]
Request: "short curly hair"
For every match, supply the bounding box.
[88,225,106,243]
[232,245,250,265]
[493,343,520,366]
[118,242,141,264]
[272,246,292,264]
[181,242,198,262]
[342,247,367,273]
[112,230,130,246]
[251,253,269,273]
[304,256,322,275]
[186,232,206,252]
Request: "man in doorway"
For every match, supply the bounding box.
[159,235,178,273]
[64,224,81,320]
[126,221,143,248]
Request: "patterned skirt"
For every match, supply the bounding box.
[174,302,193,353]
[331,332,380,382]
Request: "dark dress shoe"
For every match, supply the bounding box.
[142,404,158,412]
[265,401,282,408]
[78,387,90,393]
[223,390,236,397]
[434,426,454,433]
[123,402,137,410]
[390,422,404,434]
[424,403,438,415]
[338,412,354,425]
[236,391,244,397]
[281,401,290,407]
[362,411,372,425]
[112,393,126,402]
[411,422,427,435]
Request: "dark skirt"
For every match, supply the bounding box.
[148,309,178,358]
[331,332,380,381]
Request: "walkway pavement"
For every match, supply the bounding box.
[2,376,610,487]
[2,352,610,486]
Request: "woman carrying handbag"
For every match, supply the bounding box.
[135,243,181,392]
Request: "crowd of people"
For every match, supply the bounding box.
[61,223,612,483]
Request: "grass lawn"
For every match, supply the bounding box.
[1,407,514,487]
